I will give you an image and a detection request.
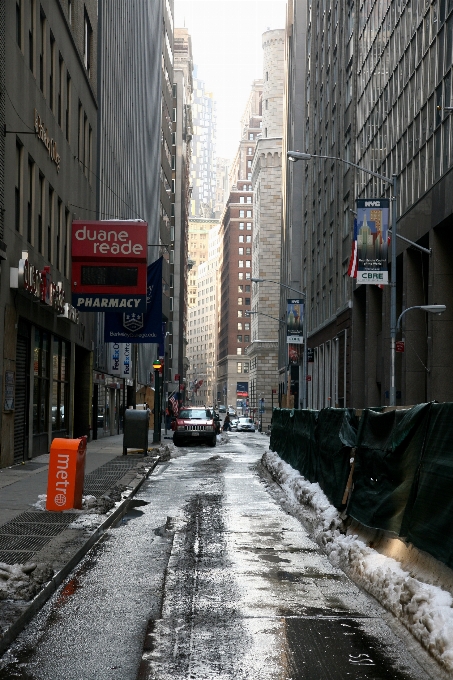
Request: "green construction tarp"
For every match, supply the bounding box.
[316,408,358,509]
[401,403,453,568]
[348,403,432,534]
[270,409,294,463]
[292,410,319,482]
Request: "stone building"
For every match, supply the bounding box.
[1,0,97,464]
[247,29,285,429]
[217,81,262,411]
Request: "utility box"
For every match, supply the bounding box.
[123,409,149,455]
[46,436,87,511]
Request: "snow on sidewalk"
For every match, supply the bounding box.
[263,449,453,674]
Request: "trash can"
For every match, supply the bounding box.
[123,409,149,456]
[46,436,87,511]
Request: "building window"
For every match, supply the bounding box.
[16,1,22,48]
[27,157,34,243]
[238,272,243,280]
[246,235,251,243]
[47,186,53,261]
[238,297,243,305]
[237,348,242,355]
[56,198,62,270]
[243,363,249,373]
[33,328,50,437]
[239,210,245,217]
[239,222,244,230]
[246,260,251,268]
[237,335,243,343]
[248,147,253,154]
[29,0,35,72]
[246,210,252,217]
[238,310,243,317]
[239,235,244,243]
[239,248,244,255]
[249,133,254,140]
[238,322,243,330]
[246,196,252,203]
[247,223,252,230]
[39,8,45,93]
[49,32,55,110]
[240,196,245,203]
[245,272,251,280]
[237,363,242,373]
[58,53,63,126]
[38,173,44,253]
[84,9,92,77]
[66,73,71,142]
[15,142,22,233]
[52,339,69,433]
[245,298,250,305]
[239,260,243,267]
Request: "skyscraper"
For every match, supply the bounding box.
[190,71,217,218]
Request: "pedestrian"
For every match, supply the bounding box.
[222,413,232,431]
[165,404,172,431]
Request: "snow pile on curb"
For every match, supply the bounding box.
[0,562,53,601]
[263,449,453,673]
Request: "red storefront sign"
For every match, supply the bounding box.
[396,341,405,353]
[71,220,148,312]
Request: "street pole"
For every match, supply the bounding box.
[152,360,161,443]
[390,174,398,407]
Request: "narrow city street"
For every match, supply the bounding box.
[0,434,439,680]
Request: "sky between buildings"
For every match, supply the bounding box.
[174,0,287,161]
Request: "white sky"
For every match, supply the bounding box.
[174,0,287,160]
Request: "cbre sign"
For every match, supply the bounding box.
[71,220,148,312]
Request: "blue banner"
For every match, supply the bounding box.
[104,257,163,343]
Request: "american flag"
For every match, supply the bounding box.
[347,219,358,278]
[169,393,179,415]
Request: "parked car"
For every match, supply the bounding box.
[219,405,226,413]
[172,407,217,447]
[228,408,236,416]
[230,418,239,431]
[237,417,255,432]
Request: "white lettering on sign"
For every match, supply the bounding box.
[55,453,70,493]
[76,297,142,308]
[364,201,382,207]
[74,225,143,255]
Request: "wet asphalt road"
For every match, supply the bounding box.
[0,433,439,679]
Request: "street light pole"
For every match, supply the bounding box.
[390,174,398,407]
[287,151,397,408]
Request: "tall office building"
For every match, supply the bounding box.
[187,225,220,406]
[278,0,308,408]
[217,81,262,411]
[1,0,97,464]
[172,27,193,402]
[190,72,217,218]
[248,30,285,430]
[93,0,167,437]
[214,157,230,218]
[296,1,453,409]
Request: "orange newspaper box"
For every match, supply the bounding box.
[46,436,87,511]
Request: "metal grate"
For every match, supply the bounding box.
[0,551,36,565]
[0,535,51,552]
[83,455,145,498]
[0,523,66,537]
[15,512,78,525]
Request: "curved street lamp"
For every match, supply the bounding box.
[287,150,400,407]
[396,305,446,331]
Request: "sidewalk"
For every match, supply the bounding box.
[0,432,166,656]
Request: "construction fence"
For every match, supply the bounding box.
[270,403,453,570]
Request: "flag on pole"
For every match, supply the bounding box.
[169,393,179,415]
[347,219,358,278]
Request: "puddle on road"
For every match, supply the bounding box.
[282,616,418,679]
[272,569,343,582]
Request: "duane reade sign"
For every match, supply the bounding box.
[71,220,148,312]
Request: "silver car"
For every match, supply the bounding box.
[236,417,255,432]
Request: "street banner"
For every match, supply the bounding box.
[104,257,163,343]
[356,199,389,285]
[288,344,303,365]
[237,381,248,397]
[286,299,304,344]
[348,219,358,278]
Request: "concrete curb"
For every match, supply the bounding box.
[0,456,161,657]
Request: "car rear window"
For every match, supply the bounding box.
[239,418,253,424]
[179,409,209,419]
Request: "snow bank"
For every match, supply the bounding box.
[263,449,453,674]
[0,562,53,601]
